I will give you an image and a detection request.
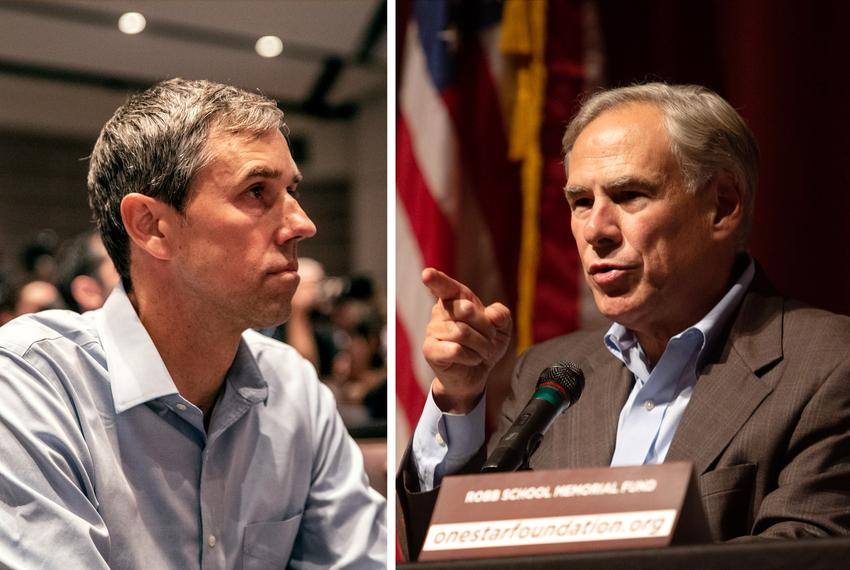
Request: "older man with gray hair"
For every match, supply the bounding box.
[399,82,850,558]
[0,78,386,569]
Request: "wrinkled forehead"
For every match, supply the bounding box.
[196,125,294,175]
[205,120,289,150]
[575,103,668,153]
[567,103,678,183]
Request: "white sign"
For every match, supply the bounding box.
[423,509,677,552]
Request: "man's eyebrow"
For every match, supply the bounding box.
[564,176,658,195]
[243,166,281,180]
[242,166,303,185]
[603,175,657,191]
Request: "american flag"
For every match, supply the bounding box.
[396,0,603,459]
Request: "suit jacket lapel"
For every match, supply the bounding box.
[666,282,784,474]
[579,351,633,466]
[538,344,632,469]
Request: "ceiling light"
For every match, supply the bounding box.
[255,35,283,58]
[118,12,146,35]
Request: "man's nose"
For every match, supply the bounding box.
[277,198,317,244]
[582,201,621,249]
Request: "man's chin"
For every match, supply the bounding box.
[593,293,641,327]
[249,307,292,331]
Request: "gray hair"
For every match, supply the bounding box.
[562,83,759,246]
[87,78,286,286]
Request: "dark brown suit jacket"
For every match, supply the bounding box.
[398,276,850,560]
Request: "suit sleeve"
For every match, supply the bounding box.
[396,352,533,561]
[396,442,487,561]
[749,352,850,538]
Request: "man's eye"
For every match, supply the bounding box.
[248,185,264,198]
[619,191,645,202]
[570,197,592,210]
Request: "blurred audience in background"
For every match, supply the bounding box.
[0,279,64,325]
[1,230,120,325]
[0,230,65,324]
[19,229,60,284]
[55,231,120,313]
[326,275,387,430]
[271,257,337,378]
[261,258,387,432]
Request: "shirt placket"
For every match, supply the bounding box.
[199,387,257,570]
[200,442,225,570]
[612,337,696,466]
[160,394,222,570]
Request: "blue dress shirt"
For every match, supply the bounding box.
[608,258,754,466]
[414,259,754,488]
[0,285,386,569]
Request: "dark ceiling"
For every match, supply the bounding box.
[0,0,387,138]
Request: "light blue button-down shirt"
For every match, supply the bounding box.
[0,285,386,569]
[608,258,754,466]
[414,259,755,488]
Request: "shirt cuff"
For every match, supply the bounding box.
[412,387,486,491]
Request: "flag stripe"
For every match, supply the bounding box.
[400,21,460,220]
[396,3,523,438]
[395,199,443,397]
[395,316,426,432]
[396,114,457,273]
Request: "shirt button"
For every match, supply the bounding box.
[644,400,655,411]
[435,433,445,445]
[175,403,188,411]
[208,534,217,548]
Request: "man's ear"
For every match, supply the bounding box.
[708,172,744,240]
[120,193,176,261]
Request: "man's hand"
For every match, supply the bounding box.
[421,268,512,414]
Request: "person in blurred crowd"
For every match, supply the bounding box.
[20,230,59,283]
[55,231,120,312]
[261,257,338,379]
[0,282,11,326]
[325,277,387,425]
[398,83,850,558]
[10,279,64,315]
[0,78,385,569]
[281,257,330,370]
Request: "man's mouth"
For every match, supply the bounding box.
[267,262,299,275]
[587,263,636,287]
[588,263,634,275]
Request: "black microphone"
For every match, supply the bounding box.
[481,361,584,472]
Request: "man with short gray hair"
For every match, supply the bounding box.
[0,78,386,569]
[399,82,850,558]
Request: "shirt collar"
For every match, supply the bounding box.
[95,282,179,414]
[605,255,756,368]
[689,256,755,363]
[95,283,270,414]
[227,336,269,405]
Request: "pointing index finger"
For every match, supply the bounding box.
[422,268,477,304]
